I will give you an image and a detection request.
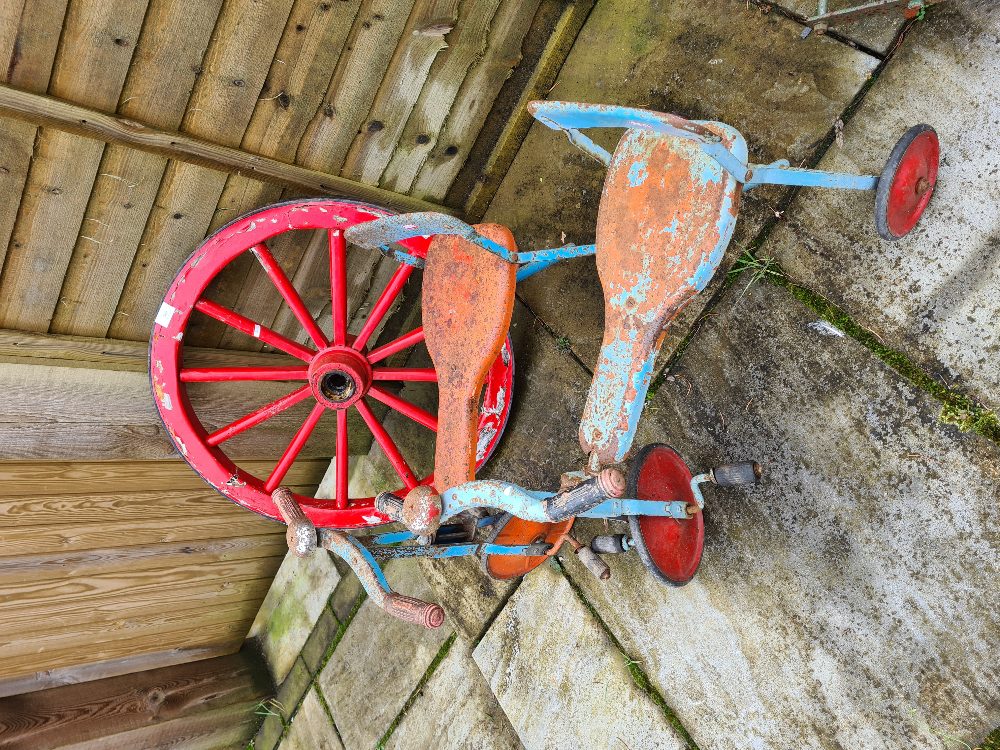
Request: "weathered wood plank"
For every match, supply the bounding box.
[0,485,311,528]
[0,363,346,461]
[0,0,150,331]
[379,0,502,193]
[453,0,597,219]
[0,457,326,496]
[49,0,225,339]
[0,328,302,372]
[294,0,417,174]
[0,643,238,699]
[107,0,298,343]
[0,557,279,625]
[0,621,259,694]
[341,0,458,186]
[0,84,453,214]
[0,651,270,750]
[1,600,264,665]
[0,512,283,557]
[60,705,260,750]
[411,0,541,200]
[0,0,70,274]
[198,0,362,351]
[0,534,289,586]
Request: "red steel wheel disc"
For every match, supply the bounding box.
[481,513,574,580]
[875,124,939,241]
[150,198,514,529]
[627,443,704,586]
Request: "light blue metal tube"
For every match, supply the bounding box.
[744,165,878,191]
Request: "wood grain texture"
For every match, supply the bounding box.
[198,0,362,351]
[0,651,270,750]
[0,362,346,460]
[411,0,541,200]
[379,0,502,193]
[0,0,70,274]
[0,456,326,495]
[341,0,459,185]
[294,0,417,174]
[0,0,149,331]
[108,0,296,343]
[49,0,225,338]
[0,327,304,372]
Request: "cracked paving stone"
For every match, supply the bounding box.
[384,637,523,750]
[473,562,687,750]
[484,0,878,373]
[318,561,452,750]
[764,0,1000,410]
[280,687,343,750]
[249,548,342,683]
[564,280,999,750]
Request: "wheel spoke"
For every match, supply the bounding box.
[195,299,316,362]
[367,385,437,431]
[366,326,424,365]
[330,230,348,346]
[251,242,329,349]
[352,264,413,351]
[355,399,418,490]
[265,401,327,492]
[335,409,349,509]
[181,366,309,382]
[207,385,312,446]
[372,367,437,382]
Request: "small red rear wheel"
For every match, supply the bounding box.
[627,444,704,586]
[150,198,513,529]
[481,513,573,580]
[875,124,939,241]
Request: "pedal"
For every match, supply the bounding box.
[422,224,517,494]
[711,462,762,487]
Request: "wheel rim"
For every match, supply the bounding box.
[150,198,514,529]
[627,444,704,586]
[481,513,574,580]
[880,125,939,240]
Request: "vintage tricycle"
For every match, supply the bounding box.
[151,101,939,627]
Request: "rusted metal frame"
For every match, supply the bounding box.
[806,0,940,27]
[317,528,445,628]
[368,541,551,561]
[744,162,878,191]
[372,514,501,545]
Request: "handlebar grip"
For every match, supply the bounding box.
[375,491,405,522]
[711,462,762,487]
[272,487,317,558]
[383,593,446,629]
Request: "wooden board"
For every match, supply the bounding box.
[0,651,270,750]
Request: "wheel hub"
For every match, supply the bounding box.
[308,347,372,409]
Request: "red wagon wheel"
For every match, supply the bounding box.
[875,124,939,241]
[150,198,514,529]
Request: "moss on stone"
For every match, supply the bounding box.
[554,560,701,750]
[375,632,458,749]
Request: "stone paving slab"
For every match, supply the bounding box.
[318,561,452,750]
[781,0,907,52]
[764,0,1000,410]
[249,549,342,683]
[484,0,878,371]
[384,637,523,750]
[473,562,687,750]
[563,280,999,750]
[281,686,343,750]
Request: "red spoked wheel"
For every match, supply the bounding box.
[875,124,939,241]
[627,443,704,586]
[150,198,514,529]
